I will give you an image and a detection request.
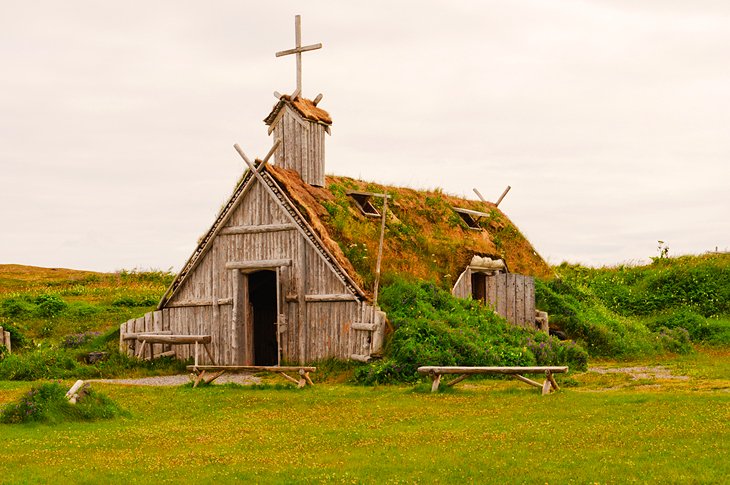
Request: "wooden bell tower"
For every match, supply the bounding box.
[264,15,331,187]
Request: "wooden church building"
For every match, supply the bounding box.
[119,17,551,366]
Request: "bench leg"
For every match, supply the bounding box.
[203,370,226,385]
[278,372,300,385]
[542,370,559,395]
[446,374,470,388]
[430,373,442,393]
[513,374,543,389]
[203,344,216,366]
[193,370,206,388]
[547,371,560,392]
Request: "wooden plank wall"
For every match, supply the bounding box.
[484,273,536,329]
[451,269,539,331]
[121,176,370,365]
[273,107,326,187]
[451,268,471,299]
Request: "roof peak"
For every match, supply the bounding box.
[264,95,332,126]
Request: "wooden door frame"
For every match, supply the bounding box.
[228,259,291,366]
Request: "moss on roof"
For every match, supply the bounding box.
[264,95,332,125]
[268,165,551,294]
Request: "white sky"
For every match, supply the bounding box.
[1,0,728,272]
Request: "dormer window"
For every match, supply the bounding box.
[453,207,491,230]
[348,191,381,217]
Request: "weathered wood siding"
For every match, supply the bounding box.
[141,176,371,365]
[272,106,326,187]
[452,269,538,331]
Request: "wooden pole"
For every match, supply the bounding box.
[372,194,388,308]
[295,15,302,93]
[430,373,442,393]
[495,185,511,207]
[473,188,488,204]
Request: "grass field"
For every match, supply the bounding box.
[1,349,728,483]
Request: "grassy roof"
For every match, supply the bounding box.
[268,166,551,294]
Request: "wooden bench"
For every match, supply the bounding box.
[417,366,568,394]
[186,365,317,388]
[134,334,214,367]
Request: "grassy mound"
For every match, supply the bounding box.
[355,280,587,384]
[537,253,729,357]
[0,265,172,343]
[0,266,188,380]
[1,382,125,424]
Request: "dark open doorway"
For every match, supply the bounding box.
[248,270,278,366]
[471,272,486,303]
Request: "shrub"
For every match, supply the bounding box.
[0,298,35,319]
[0,382,125,424]
[111,295,158,307]
[34,294,67,318]
[354,279,588,385]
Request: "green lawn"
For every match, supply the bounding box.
[1,350,728,483]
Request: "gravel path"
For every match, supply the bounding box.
[89,373,261,387]
[588,365,689,380]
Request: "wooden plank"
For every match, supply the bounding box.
[188,365,316,372]
[513,374,543,388]
[430,374,442,393]
[165,298,232,308]
[275,43,323,58]
[506,273,516,325]
[542,378,552,395]
[417,366,569,375]
[297,236,307,363]
[445,374,471,387]
[121,330,173,341]
[515,275,526,327]
[451,269,468,299]
[487,274,498,311]
[547,371,560,391]
[232,269,243,365]
[305,294,357,302]
[452,207,491,218]
[135,334,212,344]
[351,322,376,331]
[496,274,507,318]
[495,185,511,207]
[525,277,536,330]
[225,259,291,271]
[219,223,296,235]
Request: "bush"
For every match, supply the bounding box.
[111,295,158,307]
[0,298,35,319]
[354,280,588,385]
[0,382,125,424]
[0,340,187,381]
[34,294,67,318]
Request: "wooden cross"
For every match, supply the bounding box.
[275,15,322,96]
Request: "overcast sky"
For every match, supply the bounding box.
[1,1,728,272]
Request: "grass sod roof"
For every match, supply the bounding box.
[264,95,333,126]
[267,165,552,295]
